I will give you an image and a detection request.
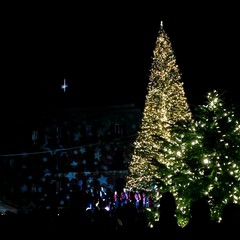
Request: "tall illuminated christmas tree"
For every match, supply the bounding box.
[125,21,192,191]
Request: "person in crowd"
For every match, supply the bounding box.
[181,197,218,239]
[120,188,129,207]
[141,191,148,208]
[151,191,182,239]
[99,186,107,209]
[134,190,141,209]
[113,190,120,209]
[218,202,240,237]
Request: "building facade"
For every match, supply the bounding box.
[0,104,142,209]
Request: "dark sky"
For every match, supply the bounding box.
[1,3,240,124]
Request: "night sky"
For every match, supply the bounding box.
[1,3,240,124]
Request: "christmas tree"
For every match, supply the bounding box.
[125,21,192,191]
[160,90,240,225]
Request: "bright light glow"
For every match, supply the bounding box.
[61,79,68,92]
[203,159,209,164]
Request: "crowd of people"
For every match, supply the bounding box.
[1,189,239,239]
[97,187,155,211]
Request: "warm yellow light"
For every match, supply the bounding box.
[203,159,209,164]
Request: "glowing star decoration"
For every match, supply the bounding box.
[70,161,78,167]
[108,184,114,190]
[65,172,76,181]
[84,171,91,176]
[94,149,102,160]
[160,20,163,28]
[80,147,86,154]
[61,78,68,92]
[98,175,108,185]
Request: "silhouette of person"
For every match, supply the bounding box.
[151,191,182,239]
[182,197,218,240]
[219,202,240,237]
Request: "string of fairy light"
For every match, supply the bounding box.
[0,134,137,158]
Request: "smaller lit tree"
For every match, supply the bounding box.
[154,90,240,225]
